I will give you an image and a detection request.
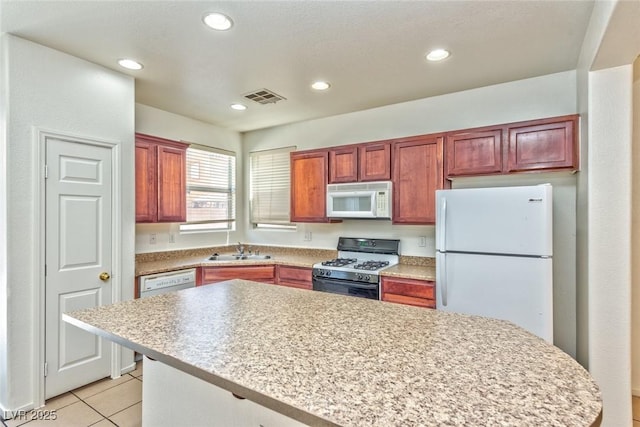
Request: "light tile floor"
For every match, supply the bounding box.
[1,362,142,427]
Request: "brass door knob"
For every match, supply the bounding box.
[99,272,111,281]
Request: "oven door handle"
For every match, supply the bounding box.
[313,278,378,290]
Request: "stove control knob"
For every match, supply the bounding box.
[326,270,331,277]
[365,275,371,281]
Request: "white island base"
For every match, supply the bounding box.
[143,357,307,427]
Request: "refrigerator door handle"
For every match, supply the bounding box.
[439,197,447,251]
[437,251,448,306]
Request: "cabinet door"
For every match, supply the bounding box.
[290,150,330,222]
[381,277,435,308]
[276,265,312,290]
[507,115,578,172]
[359,142,391,181]
[445,129,503,177]
[392,135,444,224]
[135,141,158,222]
[329,146,358,183]
[201,266,275,285]
[157,145,187,222]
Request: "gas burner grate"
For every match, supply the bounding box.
[321,258,357,267]
[353,260,390,271]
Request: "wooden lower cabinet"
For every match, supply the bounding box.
[199,266,275,285]
[381,276,435,308]
[275,265,312,290]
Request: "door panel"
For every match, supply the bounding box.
[58,288,103,369]
[59,196,100,269]
[45,137,112,398]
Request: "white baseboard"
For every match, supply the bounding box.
[120,361,137,376]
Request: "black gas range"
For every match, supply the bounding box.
[312,237,400,300]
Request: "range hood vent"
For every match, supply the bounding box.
[243,88,287,105]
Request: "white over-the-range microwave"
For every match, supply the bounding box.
[326,181,392,219]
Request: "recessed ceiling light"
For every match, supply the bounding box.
[426,49,450,62]
[230,103,247,111]
[311,81,331,91]
[203,12,233,31]
[118,59,143,70]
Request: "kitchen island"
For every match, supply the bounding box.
[64,279,601,427]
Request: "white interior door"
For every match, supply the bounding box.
[45,137,112,398]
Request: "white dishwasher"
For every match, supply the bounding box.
[139,268,197,298]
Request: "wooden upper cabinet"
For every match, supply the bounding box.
[392,135,444,224]
[443,115,579,179]
[135,139,158,222]
[445,128,504,177]
[507,115,578,173]
[157,145,187,222]
[290,150,331,222]
[135,133,188,223]
[329,146,358,183]
[328,142,392,183]
[359,142,391,181]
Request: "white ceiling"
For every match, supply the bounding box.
[0,1,595,132]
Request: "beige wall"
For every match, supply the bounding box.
[134,104,243,253]
[243,71,577,256]
[0,34,135,414]
[632,57,640,395]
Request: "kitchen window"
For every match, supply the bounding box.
[180,144,236,232]
[250,146,295,229]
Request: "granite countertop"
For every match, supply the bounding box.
[135,246,436,281]
[381,263,436,281]
[65,280,601,427]
[135,246,337,276]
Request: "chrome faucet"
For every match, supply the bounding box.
[236,242,245,255]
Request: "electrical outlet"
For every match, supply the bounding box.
[304,231,312,241]
[150,233,157,244]
[419,236,427,247]
[169,233,176,243]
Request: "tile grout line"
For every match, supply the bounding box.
[106,400,143,424]
[70,374,138,422]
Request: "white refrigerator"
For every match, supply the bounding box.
[435,184,553,342]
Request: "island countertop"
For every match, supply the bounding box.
[64,280,601,427]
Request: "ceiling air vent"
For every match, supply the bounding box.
[243,88,287,105]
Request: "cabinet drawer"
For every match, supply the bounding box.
[382,277,435,299]
[276,265,312,290]
[383,293,436,308]
[201,266,275,284]
[381,277,435,308]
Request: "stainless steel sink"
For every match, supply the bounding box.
[206,254,272,261]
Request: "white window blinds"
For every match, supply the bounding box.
[180,144,236,232]
[250,146,295,226]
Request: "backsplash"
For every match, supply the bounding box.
[135,244,435,266]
